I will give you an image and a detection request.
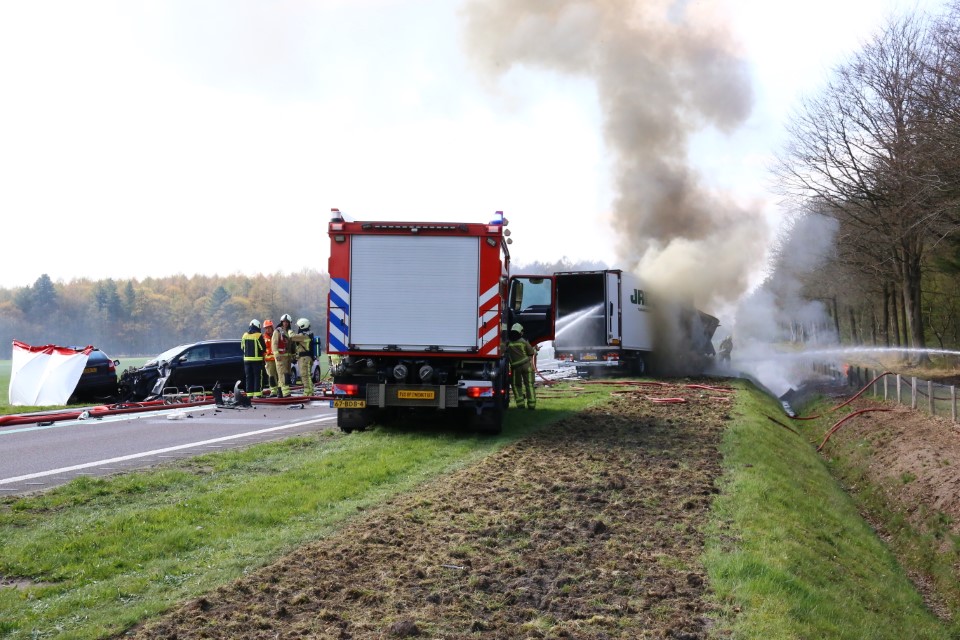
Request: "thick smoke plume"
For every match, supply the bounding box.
[463,0,769,309]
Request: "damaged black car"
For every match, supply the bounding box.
[70,347,120,403]
[119,340,245,401]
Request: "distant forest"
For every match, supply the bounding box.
[0,258,605,359]
[0,271,330,358]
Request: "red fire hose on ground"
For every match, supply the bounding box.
[536,378,735,404]
[552,370,900,449]
[766,370,899,453]
[788,371,893,421]
[0,390,339,428]
[534,355,561,387]
[815,408,894,452]
[0,399,215,427]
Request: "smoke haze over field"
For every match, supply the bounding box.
[735,213,839,345]
[463,0,770,308]
[732,213,840,395]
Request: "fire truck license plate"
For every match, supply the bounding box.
[582,353,598,361]
[398,390,435,400]
[333,400,367,409]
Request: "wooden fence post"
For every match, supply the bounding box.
[929,379,935,416]
[883,374,888,401]
[912,377,917,410]
[953,386,957,423]
[897,374,902,406]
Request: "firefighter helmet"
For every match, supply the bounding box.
[280,314,292,323]
[250,319,261,330]
[297,318,310,331]
[511,323,524,334]
[263,319,274,329]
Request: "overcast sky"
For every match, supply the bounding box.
[0,0,947,302]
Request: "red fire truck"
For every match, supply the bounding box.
[326,209,552,434]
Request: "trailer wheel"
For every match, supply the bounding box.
[633,357,646,376]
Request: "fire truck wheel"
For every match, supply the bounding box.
[472,403,503,436]
[338,408,372,433]
[498,360,510,409]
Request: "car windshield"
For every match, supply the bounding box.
[146,344,191,367]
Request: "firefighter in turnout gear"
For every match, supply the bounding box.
[507,322,537,410]
[262,319,278,397]
[718,335,733,364]
[289,317,318,396]
[273,314,294,397]
[241,319,266,397]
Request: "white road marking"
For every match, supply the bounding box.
[0,416,337,486]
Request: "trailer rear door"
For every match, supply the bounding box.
[350,235,480,351]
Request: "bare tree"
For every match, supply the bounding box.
[775,11,960,361]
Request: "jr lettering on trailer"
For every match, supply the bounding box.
[630,289,646,306]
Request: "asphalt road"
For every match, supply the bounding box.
[0,401,339,495]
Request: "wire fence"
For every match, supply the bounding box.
[844,365,959,422]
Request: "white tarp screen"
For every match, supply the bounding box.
[8,341,91,406]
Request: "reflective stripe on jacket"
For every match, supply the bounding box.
[507,339,535,369]
[241,331,265,361]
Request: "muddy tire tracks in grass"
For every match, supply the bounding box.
[126,382,730,639]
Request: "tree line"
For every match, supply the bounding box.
[765,1,960,358]
[0,271,330,359]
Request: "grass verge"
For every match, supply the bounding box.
[704,382,955,639]
[812,405,960,627]
[0,382,609,639]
